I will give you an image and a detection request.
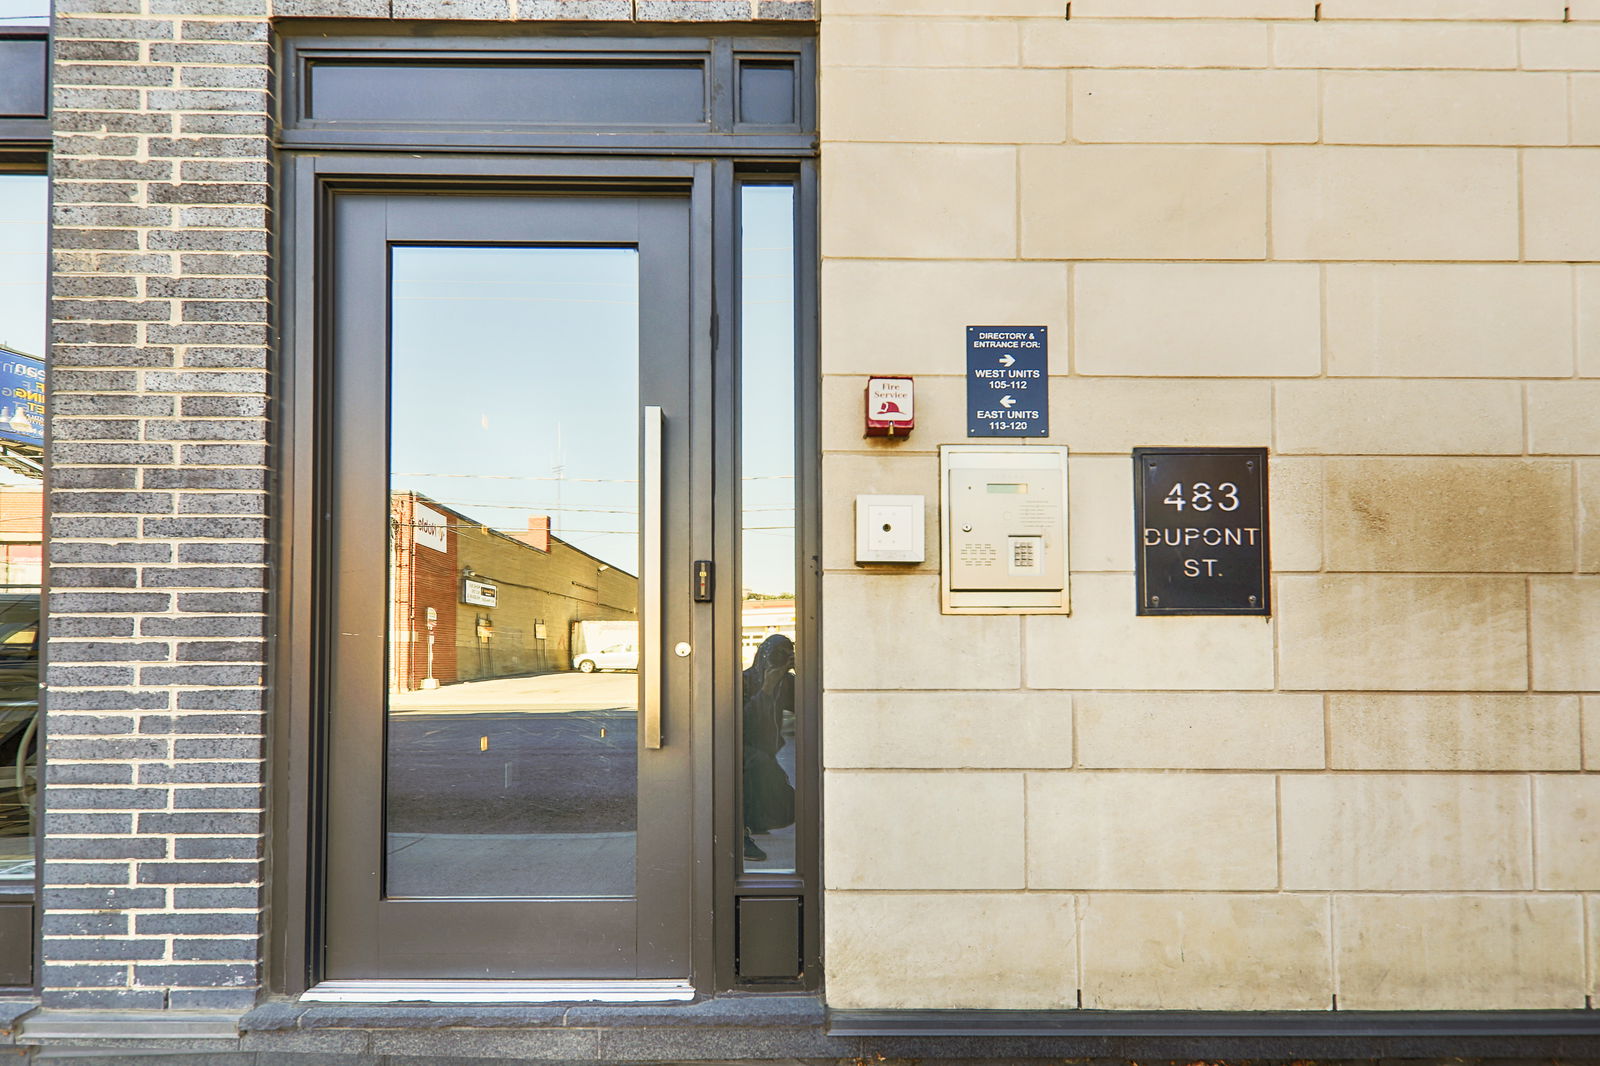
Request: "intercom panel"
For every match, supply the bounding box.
[940,445,1070,614]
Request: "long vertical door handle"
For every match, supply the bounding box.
[643,405,664,750]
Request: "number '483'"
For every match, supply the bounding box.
[1162,482,1240,512]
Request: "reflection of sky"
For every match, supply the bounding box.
[0,0,48,25]
[388,188,799,595]
[740,186,796,598]
[390,246,641,573]
[0,176,46,357]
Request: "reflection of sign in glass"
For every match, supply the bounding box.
[412,503,449,553]
[462,579,497,608]
[0,354,44,447]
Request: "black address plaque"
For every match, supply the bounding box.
[1134,448,1270,616]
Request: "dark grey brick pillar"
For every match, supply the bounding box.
[46,0,270,1010]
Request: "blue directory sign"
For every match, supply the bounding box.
[966,326,1048,437]
[0,351,43,447]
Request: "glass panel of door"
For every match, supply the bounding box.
[323,192,694,979]
[386,245,641,901]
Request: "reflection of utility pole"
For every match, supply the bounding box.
[551,423,565,538]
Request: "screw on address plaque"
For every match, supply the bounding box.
[674,642,692,658]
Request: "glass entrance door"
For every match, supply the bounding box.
[322,192,696,980]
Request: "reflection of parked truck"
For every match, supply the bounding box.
[570,620,639,672]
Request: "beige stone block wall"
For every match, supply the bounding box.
[820,0,1597,1013]
[1080,894,1332,1009]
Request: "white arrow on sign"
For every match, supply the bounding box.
[999,395,1016,409]
[998,353,1016,368]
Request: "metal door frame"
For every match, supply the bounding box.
[315,187,701,981]
[273,143,819,998]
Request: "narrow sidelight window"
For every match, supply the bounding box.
[738,183,799,874]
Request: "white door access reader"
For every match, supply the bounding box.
[940,445,1070,614]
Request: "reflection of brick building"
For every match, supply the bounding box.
[0,488,41,589]
[389,492,459,692]
[389,491,637,692]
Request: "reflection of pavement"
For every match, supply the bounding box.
[387,831,634,898]
[388,709,637,836]
[391,671,636,715]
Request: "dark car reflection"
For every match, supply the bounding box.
[0,593,38,882]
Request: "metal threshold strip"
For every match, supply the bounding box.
[300,979,696,1004]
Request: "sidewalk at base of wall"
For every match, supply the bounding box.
[3,995,1600,1063]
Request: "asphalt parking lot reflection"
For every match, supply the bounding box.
[386,672,637,898]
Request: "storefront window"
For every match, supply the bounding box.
[739,183,798,873]
[0,172,46,904]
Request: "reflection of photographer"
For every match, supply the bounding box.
[742,633,795,861]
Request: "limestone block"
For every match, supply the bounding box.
[1021,18,1271,68]
[1282,774,1533,890]
[1570,74,1600,144]
[1322,458,1574,572]
[826,0,1055,14]
[1276,575,1528,691]
[820,453,939,573]
[820,374,958,453]
[1057,379,1273,455]
[1324,264,1573,378]
[1068,0,1310,13]
[825,892,1076,1009]
[1521,24,1600,69]
[1582,268,1600,377]
[1327,694,1581,770]
[1323,71,1565,146]
[821,144,1015,261]
[1525,150,1600,261]
[824,690,1074,770]
[1529,383,1600,455]
[1027,771,1278,889]
[1586,697,1600,767]
[1274,380,1523,455]
[1335,894,1585,1008]
[1080,894,1331,1010]
[1590,894,1600,997]
[821,573,1022,689]
[1071,70,1317,144]
[1530,577,1600,691]
[1580,461,1600,573]
[1026,574,1275,691]
[1534,776,1600,889]
[822,17,1018,68]
[1274,22,1518,68]
[1072,263,1320,377]
[1272,147,1518,261]
[821,68,1067,144]
[1076,692,1324,769]
[819,260,1068,376]
[823,770,1024,889]
[1575,0,1600,16]
[1320,0,1565,16]
[1260,457,1317,574]
[1020,146,1267,260]
[1067,455,1134,572]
